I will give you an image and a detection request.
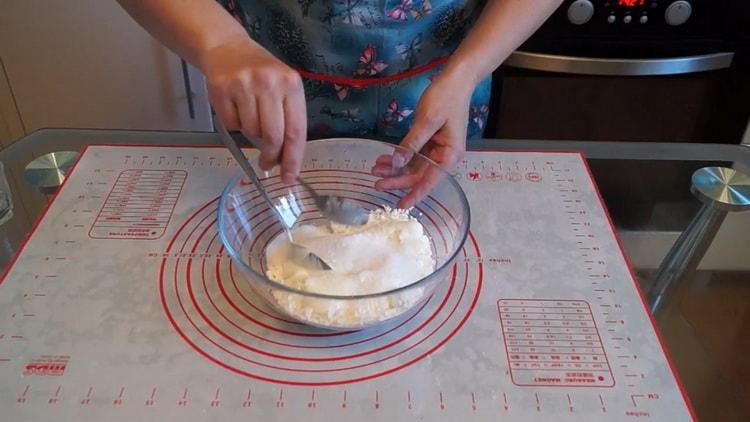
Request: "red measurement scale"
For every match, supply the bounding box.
[0,146,693,421]
[89,169,186,239]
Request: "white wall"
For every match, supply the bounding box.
[0,0,212,134]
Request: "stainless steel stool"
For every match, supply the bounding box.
[648,167,750,316]
[23,151,79,196]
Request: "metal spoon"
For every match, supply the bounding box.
[217,126,332,271]
[296,177,368,226]
[235,132,368,227]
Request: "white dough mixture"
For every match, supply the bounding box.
[264,207,435,327]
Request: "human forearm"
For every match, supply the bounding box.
[442,0,563,87]
[393,0,563,204]
[116,0,262,70]
[117,0,307,182]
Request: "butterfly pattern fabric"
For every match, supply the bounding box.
[381,99,414,127]
[354,44,389,76]
[388,0,433,21]
[218,0,490,141]
[396,33,422,68]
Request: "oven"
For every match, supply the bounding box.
[486,0,750,230]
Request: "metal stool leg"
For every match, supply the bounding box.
[648,205,726,315]
[647,167,750,316]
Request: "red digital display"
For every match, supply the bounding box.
[618,0,647,6]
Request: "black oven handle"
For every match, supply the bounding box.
[504,51,734,76]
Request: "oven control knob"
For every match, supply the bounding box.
[665,1,692,26]
[568,0,594,25]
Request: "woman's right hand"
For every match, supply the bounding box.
[201,36,306,184]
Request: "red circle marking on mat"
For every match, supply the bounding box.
[159,191,481,385]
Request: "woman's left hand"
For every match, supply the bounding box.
[373,71,475,208]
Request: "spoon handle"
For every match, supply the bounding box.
[296,177,328,210]
[216,124,278,219]
[237,132,328,211]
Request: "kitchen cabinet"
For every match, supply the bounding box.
[0,0,213,142]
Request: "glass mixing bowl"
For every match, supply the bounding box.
[218,138,470,330]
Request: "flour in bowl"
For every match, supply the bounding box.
[264,207,435,327]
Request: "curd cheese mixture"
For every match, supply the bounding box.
[264,208,436,327]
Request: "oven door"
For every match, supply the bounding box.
[486,50,750,230]
[488,51,748,144]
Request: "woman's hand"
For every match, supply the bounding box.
[371,0,563,208]
[373,71,474,208]
[202,36,307,184]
